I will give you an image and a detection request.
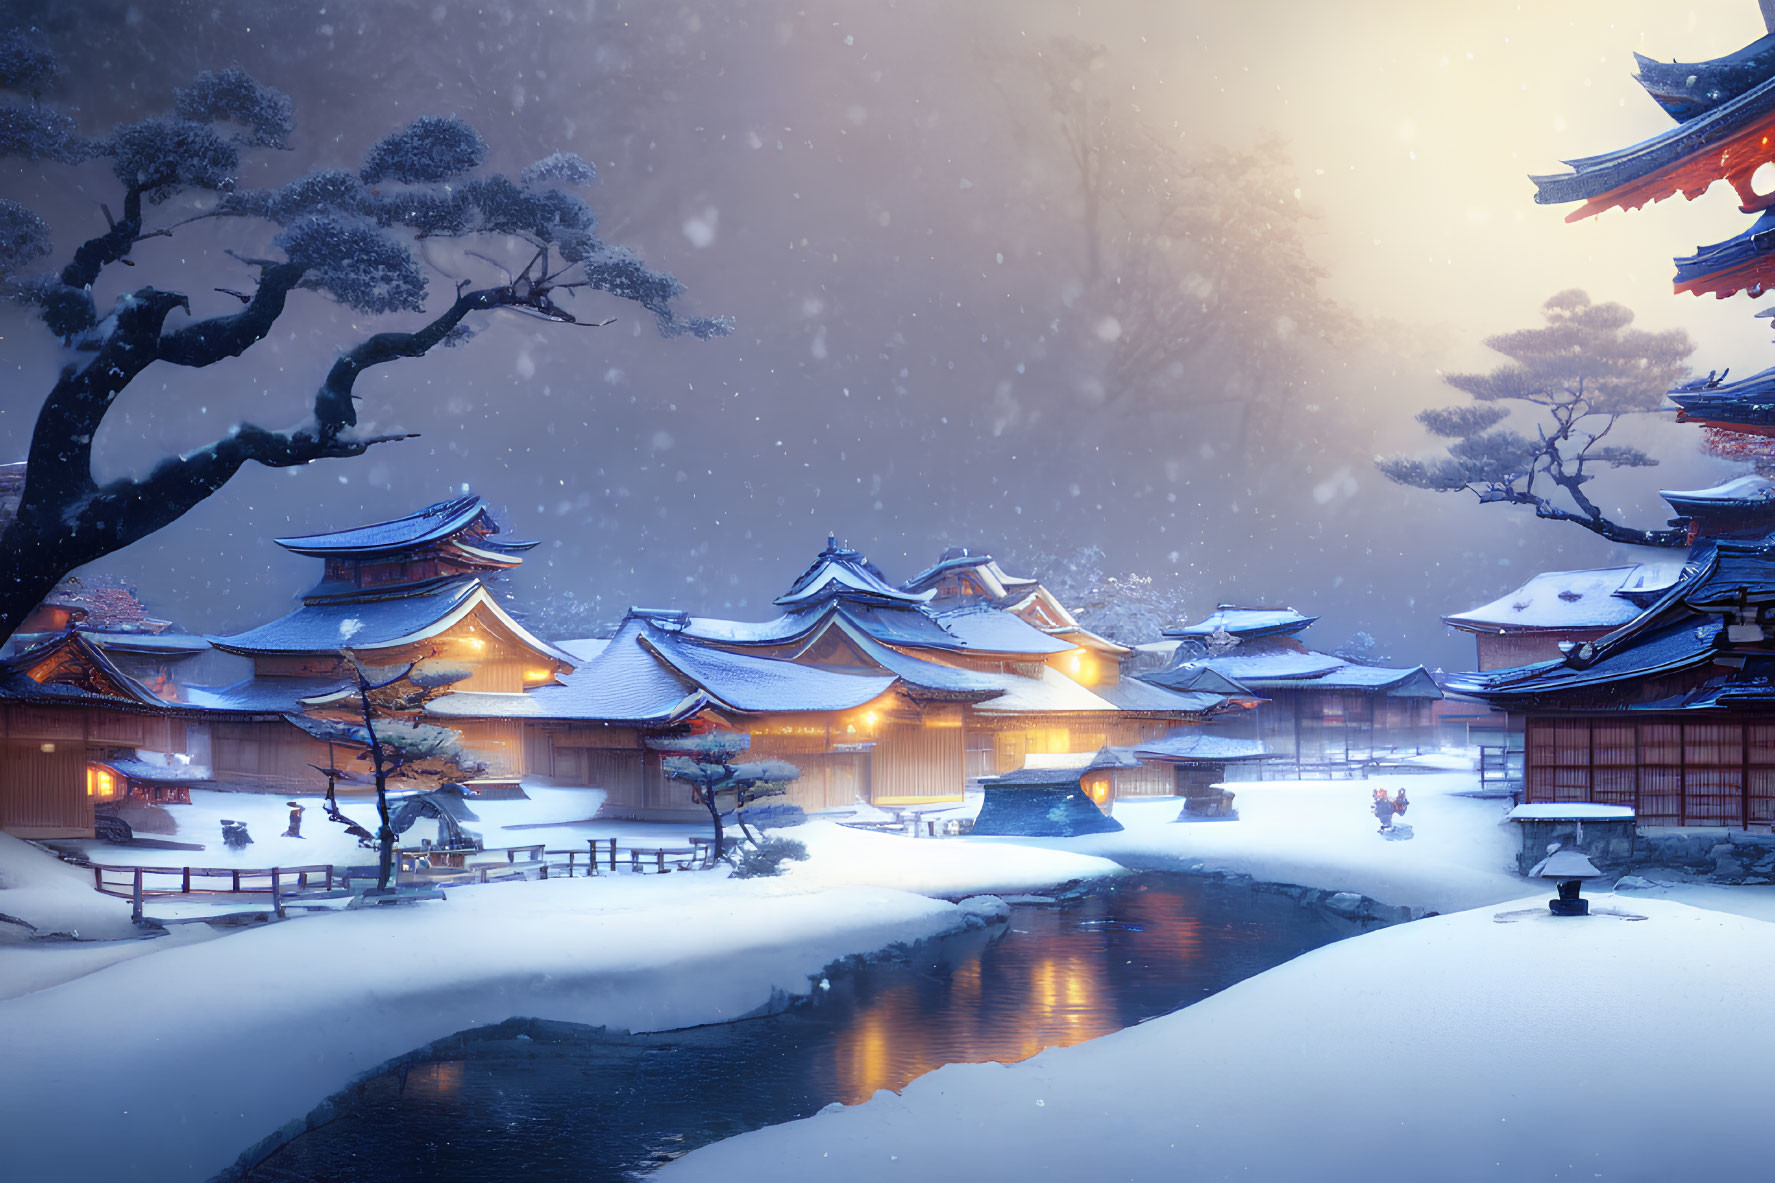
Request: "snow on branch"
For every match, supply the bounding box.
[174,68,294,149]
[274,213,426,314]
[360,115,486,184]
[0,198,51,278]
[103,117,238,202]
[521,150,597,188]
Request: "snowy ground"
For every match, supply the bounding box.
[0,872,1005,1182]
[59,783,623,872]
[1070,771,1528,914]
[661,894,1775,1183]
[12,757,1775,1181]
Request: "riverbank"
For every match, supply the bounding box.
[661,893,1775,1183]
[0,871,1006,1183]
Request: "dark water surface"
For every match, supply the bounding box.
[239,873,1378,1182]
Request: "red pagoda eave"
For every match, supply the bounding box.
[1674,411,1775,438]
[1673,252,1775,299]
[1562,106,1775,223]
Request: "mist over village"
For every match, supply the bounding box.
[8,3,1775,1182]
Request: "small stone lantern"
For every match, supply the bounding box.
[1528,844,1604,916]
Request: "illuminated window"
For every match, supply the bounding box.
[86,765,117,799]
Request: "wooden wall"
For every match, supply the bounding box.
[210,720,332,787]
[0,703,199,837]
[871,720,964,804]
[1526,714,1775,828]
[0,740,88,837]
[1474,631,1607,672]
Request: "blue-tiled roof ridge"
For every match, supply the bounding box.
[274,495,536,558]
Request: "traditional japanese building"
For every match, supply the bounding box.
[1137,606,1442,774]
[431,537,1240,818]
[1444,562,1683,671]
[0,512,1246,835]
[1450,534,1775,829]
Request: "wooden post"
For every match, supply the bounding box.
[131,869,143,923]
[608,837,616,873]
[231,868,241,892]
[271,868,285,919]
[181,866,191,893]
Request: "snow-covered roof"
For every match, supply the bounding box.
[1660,473,1775,510]
[1448,617,1723,699]
[641,631,895,715]
[555,637,612,662]
[1165,606,1316,640]
[429,616,703,723]
[1444,565,1677,634]
[1138,662,1253,697]
[208,577,573,665]
[1089,677,1228,714]
[1507,803,1637,821]
[1131,732,1273,763]
[809,617,1007,699]
[273,494,535,558]
[1151,649,1346,685]
[968,666,1120,713]
[95,757,213,783]
[180,675,351,714]
[775,538,934,607]
[1527,848,1605,880]
[1257,664,1442,697]
[931,605,1075,655]
[1020,748,1142,771]
[901,550,1041,602]
[82,630,212,655]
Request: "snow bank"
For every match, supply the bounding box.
[1059,772,1525,913]
[0,831,139,940]
[0,873,980,1183]
[662,895,1775,1183]
[785,819,1123,896]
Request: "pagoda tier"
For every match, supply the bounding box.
[1634,34,1775,122]
[1661,475,1775,539]
[1530,72,1775,221]
[1668,368,1775,435]
[274,495,536,598]
[1673,209,1775,298]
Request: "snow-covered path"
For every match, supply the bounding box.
[661,895,1775,1183]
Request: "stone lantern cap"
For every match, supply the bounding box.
[1528,847,1604,881]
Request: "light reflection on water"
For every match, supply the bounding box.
[239,874,1375,1183]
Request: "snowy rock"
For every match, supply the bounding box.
[955,895,1011,926]
[1323,892,1366,918]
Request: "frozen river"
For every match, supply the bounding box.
[234,873,1382,1182]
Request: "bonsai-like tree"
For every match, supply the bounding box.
[308,654,483,892]
[1377,290,1694,546]
[648,731,800,863]
[0,33,727,641]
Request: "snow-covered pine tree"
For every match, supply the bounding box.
[648,732,801,865]
[0,35,728,642]
[1377,290,1694,546]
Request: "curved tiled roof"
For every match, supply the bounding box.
[274,495,535,558]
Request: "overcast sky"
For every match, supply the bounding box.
[4,0,1773,667]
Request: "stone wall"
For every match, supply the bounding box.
[1630,828,1775,885]
[1511,820,1775,884]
